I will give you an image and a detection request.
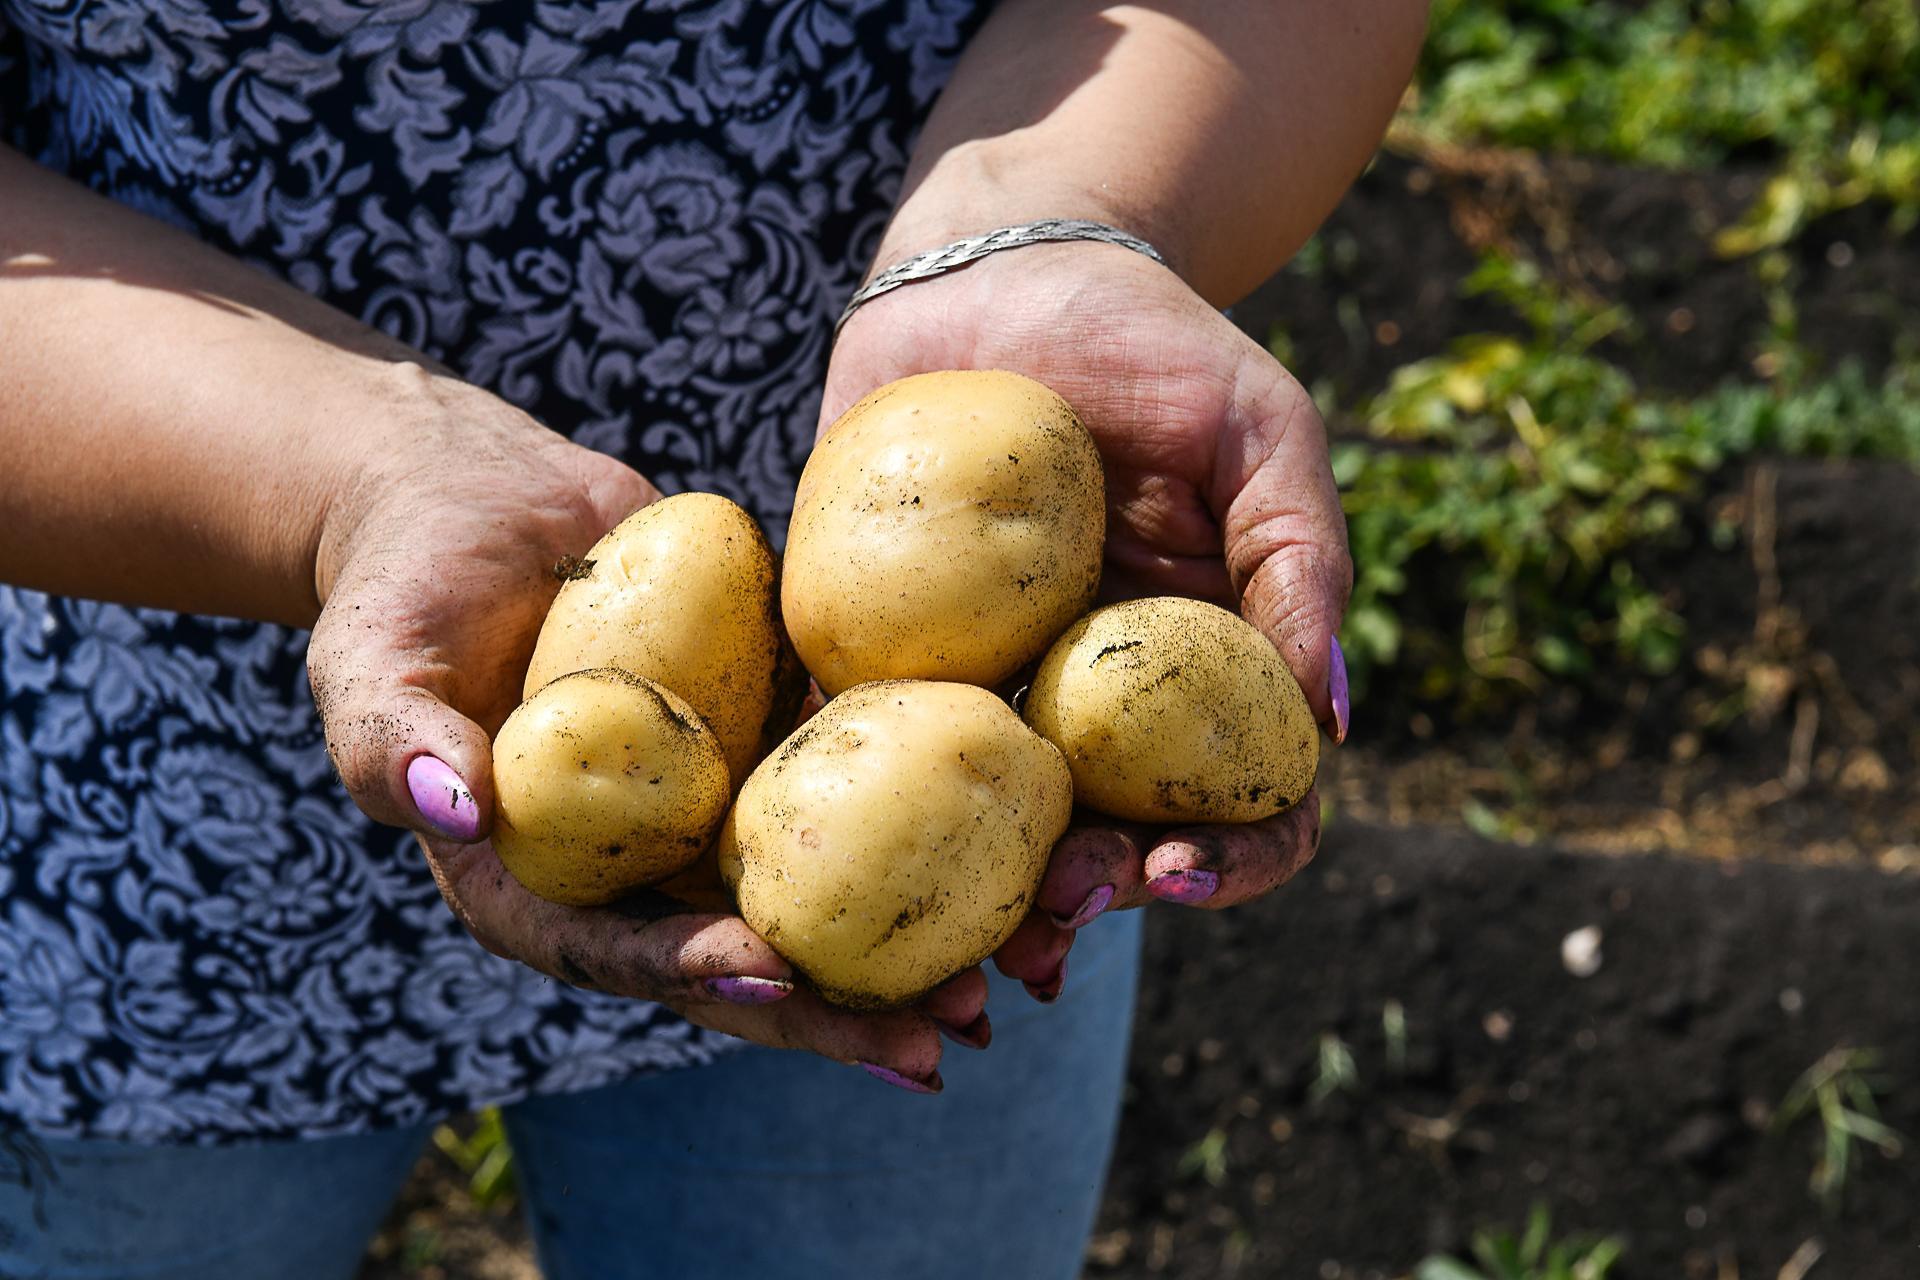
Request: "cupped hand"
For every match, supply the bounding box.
[307,375,979,1091]
[823,243,1350,1000]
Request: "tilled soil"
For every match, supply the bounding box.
[1093,821,1920,1280]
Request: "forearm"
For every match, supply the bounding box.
[882,0,1427,305]
[0,144,478,626]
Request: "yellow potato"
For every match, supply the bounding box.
[782,370,1105,695]
[1022,598,1319,824]
[719,680,1072,1010]
[524,491,805,785]
[492,668,731,906]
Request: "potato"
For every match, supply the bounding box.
[523,491,805,785]
[1022,597,1318,824]
[719,680,1072,1010]
[782,370,1105,694]
[492,668,731,906]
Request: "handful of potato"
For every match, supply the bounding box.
[491,371,1318,1009]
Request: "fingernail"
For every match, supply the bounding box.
[1329,635,1351,744]
[936,1012,992,1050]
[1051,883,1116,930]
[407,755,482,842]
[1147,868,1219,905]
[859,1063,943,1095]
[706,976,793,1005]
[1024,954,1069,1004]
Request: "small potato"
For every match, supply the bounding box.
[719,680,1072,1010]
[782,370,1105,695]
[1023,598,1318,824]
[523,491,805,785]
[492,668,731,906]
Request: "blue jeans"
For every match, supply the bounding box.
[0,911,1141,1279]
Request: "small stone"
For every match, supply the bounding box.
[1562,925,1604,978]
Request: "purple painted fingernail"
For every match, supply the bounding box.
[859,1063,942,1095]
[1024,954,1069,1004]
[1147,868,1220,905]
[1052,883,1116,930]
[936,1012,992,1050]
[706,976,793,1005]
[1329,636,1351,745]
[407,755,482,842]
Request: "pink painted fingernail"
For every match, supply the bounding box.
[860,1063,943,1095]
[706,976,793,1005]
[1024,954,1069,1004]
[1330,636,1351,744]
[936,1012,992,1050]
[1052,883,1116,931]
[407,755,482,842]
[1148,868,1219,905]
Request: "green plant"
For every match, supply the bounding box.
[432,1106,517,1210]
[1336,248,1920,712]
[1308,1032,1359,1106]
[1176,1126,1230,1188]
[1774,1045,1905,1215]
[1382,1000,1409,1076]
[1416,1203,1625,1280]
[1409,0,1920,252]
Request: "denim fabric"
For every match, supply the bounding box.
[0,911,1142,1280]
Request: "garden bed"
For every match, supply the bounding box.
[1094,821,1920,1279]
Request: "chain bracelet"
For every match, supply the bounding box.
[835,218,1169,339]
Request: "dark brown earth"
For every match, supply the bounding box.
[1092,822,1920,1279]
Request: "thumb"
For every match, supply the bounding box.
[1214,351,1353,742]
[308,617,497,842]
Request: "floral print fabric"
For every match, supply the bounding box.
[0,0,984,1142]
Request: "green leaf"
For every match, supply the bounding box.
[1416,1258,1491,1280]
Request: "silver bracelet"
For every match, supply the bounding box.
[835,218,1169,338]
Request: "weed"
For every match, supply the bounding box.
[1308,1032,1359,1107]
[1416,1203,1625,1280]
[1176,1127,1230,1188]
[432,1107,517,1211]
[1382,1000,1409,1076]
[1774,1045,1905,1215]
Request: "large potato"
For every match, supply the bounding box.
[719,680,1072,1010]
[523,491,805,785]
[492,668,731,906]
[1022,597,1318,824]
[782,370,1105,695]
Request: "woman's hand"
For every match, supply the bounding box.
[822,242,1350,1001]
[308,379,980,1092]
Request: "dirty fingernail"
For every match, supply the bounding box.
[1329,635,1351,744]
[860,1063,943,1095]
[936,1012,992,1050]
[1052,883,1116,930]
[1024,954,1069,1004]
[407,755,482,842]
[1147,868,1219,905]
[706,976,793,1005]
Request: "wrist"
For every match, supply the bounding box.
[310,364,555,606]
[874,141,1179,284]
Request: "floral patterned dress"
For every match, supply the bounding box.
[0,0,987,1144]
